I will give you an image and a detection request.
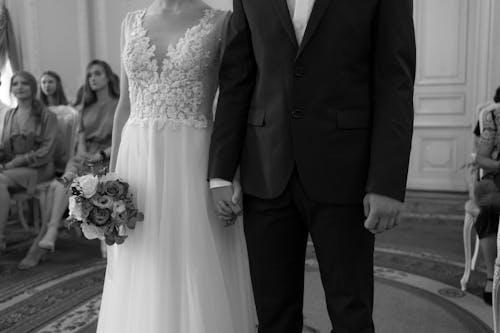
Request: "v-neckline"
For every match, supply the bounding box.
[139,8,212,75]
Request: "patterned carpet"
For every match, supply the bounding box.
[0,234,105,333]
[0,209,492,333]
[0,244,492,333]
[0,266,104,333]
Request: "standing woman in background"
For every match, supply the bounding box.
[0,71,58,254]
[19,60,119,268]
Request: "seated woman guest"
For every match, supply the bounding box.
[0,71,57,254]
[35,60,119,257]
[39,70,69,107]
[473,87,500,305]
[38,70,78,174]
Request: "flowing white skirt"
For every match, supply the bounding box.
[96,120,256,333]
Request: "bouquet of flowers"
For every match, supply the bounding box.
[65,170,144,245]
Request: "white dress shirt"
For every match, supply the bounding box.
[287,0,315,45]
[210,0,316,189]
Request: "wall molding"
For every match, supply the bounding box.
[94,0,109,60]
[22,0,41,75]
[415,93,466,116]
[487,0,500,95]
[76,0,91,72]
[415,0,469,86]
[472,0,493,109]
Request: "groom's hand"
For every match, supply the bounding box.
[363,193,403,234]
[210,185,243,221]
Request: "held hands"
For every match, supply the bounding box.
[363,193,403,234]
[210,180,243,227]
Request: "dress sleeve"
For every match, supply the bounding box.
[24,109,58,167]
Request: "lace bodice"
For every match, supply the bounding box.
[122,8,228,129]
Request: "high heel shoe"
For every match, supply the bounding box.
[483,278,493,306]
[17,245,48,270]
[38,226,58,252]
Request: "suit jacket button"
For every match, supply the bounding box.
[292,109,304,119]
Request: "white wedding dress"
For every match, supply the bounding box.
[96,8,256,333]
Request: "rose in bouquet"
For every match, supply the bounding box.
[66,172,144,245]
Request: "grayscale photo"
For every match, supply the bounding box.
[0,0,499,332]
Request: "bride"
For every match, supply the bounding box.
[96,0,256,332]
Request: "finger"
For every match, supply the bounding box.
[232,185,242,205]
[218,211,234,220]
[364,210,378,234]
[218,201,234,215]
[230,202,243,216]
[388,211,401,230]
[375,216,390,234]
[394,211,401,226]
[363,195,370,218]
[217,210,234,220]
[219,214,235,221]
[383,215,395,232]
[224,217,237,227]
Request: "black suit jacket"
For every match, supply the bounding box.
[208,0,416,204]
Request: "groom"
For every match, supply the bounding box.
[209,0,415,332]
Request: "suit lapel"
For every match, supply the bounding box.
[271,0,299,50]
[297,0,332,57]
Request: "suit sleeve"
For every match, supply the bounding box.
[365,0,416,202]
[208,0,257,181]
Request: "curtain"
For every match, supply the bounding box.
[0,2,20,71]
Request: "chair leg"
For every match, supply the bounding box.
[16,199,31,232]
[461,211,475,291]
[493,219,500,333]
[472,235,480,271]
[31,198,41,234]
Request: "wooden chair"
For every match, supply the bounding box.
[461,153,481,291]
[11,106,79,235]
[472,102,500,333]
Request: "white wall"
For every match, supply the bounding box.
[9,0,233,100]
[489,0,500,94]
[407,0,499,191]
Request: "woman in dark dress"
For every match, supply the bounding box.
[474,86,500,305]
